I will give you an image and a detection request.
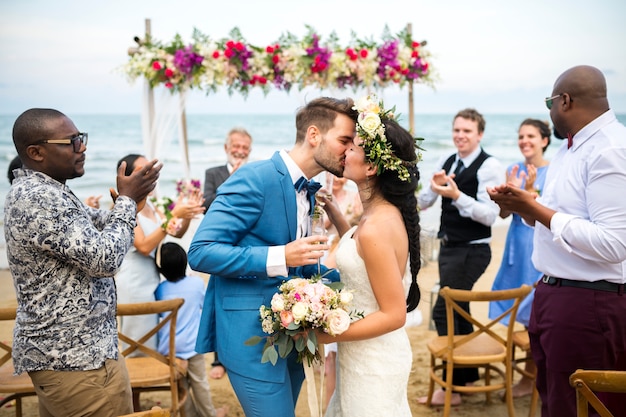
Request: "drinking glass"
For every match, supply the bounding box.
[310,213,326,275]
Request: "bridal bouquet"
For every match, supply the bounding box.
[150,196,182,234]
[246,275,362,366]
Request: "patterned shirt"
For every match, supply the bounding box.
[4,168,137,374]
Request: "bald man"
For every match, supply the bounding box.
[488,66,626,417]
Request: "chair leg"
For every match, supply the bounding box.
[505,365,515,417]
[529,386,539,417]
[485,366,492,403]
[443,359,455,417]
[16,397,23,417]
[132,390,141,411]
[425,355,436,406]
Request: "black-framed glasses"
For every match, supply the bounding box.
[545,94,562,110]
[37,132,88,153]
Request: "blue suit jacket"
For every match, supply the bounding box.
[189,152,324,384]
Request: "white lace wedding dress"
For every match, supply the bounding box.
[325,227,412,417]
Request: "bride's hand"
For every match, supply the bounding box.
[315,329,335,345]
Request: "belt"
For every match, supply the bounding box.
[440,236,489,248]
[541,275,624,294]
[441,241,489,248]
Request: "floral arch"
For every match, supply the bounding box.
[120,21,436,178]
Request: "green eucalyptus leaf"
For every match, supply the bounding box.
[261,346,278,365]
[244,335,263,346]
[295,336,306,352]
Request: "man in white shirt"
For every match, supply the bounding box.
[418,108,502,406]
[488,65,626,417]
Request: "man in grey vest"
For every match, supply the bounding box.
[418,108,502,406]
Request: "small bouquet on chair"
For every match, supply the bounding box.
[245,274,362,366]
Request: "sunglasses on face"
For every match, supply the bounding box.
[544,94,562,110]
[36,132,88,153]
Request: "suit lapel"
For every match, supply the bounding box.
[271,152,298,240]
[218,165,230,184]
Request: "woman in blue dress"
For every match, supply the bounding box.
[489,118,551,398]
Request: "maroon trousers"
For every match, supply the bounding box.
[529,280,626,417]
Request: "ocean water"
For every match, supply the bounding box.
[2,112,625,230]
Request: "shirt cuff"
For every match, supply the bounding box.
[452,192,471,211]
[550,211,577,253]
[267,245,288,277]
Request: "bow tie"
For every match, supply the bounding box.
[294,176,321,214]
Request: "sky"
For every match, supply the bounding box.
[1,0,625,116]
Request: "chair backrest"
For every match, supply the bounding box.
[117,298,186,415]
[0,306,37,417]
[0,307,16,368]
[570,369,626,417]
[437,285,532,359]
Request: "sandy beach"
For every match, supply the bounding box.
[0,223,538,417]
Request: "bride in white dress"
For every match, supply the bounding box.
[319,95,422,417]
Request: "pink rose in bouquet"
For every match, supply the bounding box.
[245,275,362,365]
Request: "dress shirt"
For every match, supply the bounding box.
[418,147,502,242]
[266,150,310,277]
[4,169,136,374]
[532,110,626,284]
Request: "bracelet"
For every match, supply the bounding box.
[161,217,172,232]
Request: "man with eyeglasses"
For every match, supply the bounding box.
[4,108,162,416]
[488,65,626,416]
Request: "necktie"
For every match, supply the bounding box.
[454,160,465,176]
[294,176,322,214]
[567,133,573,149]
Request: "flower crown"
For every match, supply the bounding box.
[353,94,422,182]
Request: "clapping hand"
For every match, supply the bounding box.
[430,170,461,200]
[506,164,538,195]
[171,189,206,219]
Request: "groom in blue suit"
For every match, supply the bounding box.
[189,97,357,417]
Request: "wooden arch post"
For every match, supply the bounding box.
[406,23,415,135]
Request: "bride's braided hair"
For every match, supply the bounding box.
[370,119,422,312]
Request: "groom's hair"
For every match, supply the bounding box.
[294,97,358,144]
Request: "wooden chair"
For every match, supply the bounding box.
[569,369,626,417]
[119,406,171,417]
[117,298,188,417]
[423,285,532,417]
[0,306,36,417]
[511,330,539,417]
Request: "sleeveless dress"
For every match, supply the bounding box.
[325,227,412,417]
[489,163,548,326]
[115,206,162,351]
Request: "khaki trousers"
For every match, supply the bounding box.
[29,356,133,417]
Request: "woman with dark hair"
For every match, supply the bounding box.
[318,95,421,416]
[488,118,551,397]
[115,154,205,357]
[7,155,22,184]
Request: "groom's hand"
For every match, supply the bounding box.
[285,236,330,267]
